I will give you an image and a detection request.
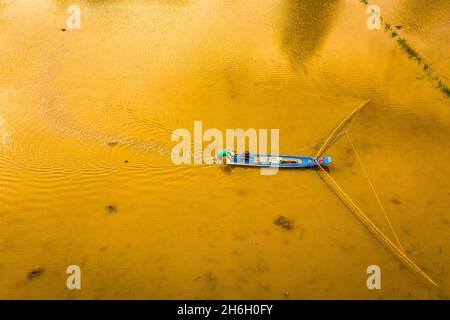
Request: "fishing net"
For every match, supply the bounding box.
[315,100,370,158]
[315,99,437,287]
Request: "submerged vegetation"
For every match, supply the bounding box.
[359,0,449,97]
[105,204,118,213]
[274,216,294,230]
[27,268,44,280]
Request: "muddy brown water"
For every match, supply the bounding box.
[0,0,449,299]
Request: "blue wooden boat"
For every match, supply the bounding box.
[217,150,332,168]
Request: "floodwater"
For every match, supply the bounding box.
[0,0,449,299]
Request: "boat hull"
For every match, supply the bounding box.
[226,154,332,168]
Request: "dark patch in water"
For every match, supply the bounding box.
[194,271,217,291]
[237,189,246,196]
[221,165,234,174]
[298,226,305,239]
[253,261,270,273]
[282,0,340,67]
[107,141,118,147]
[390,198,401,205]
[261,285,271,293]
[274,216,294,230]
[233,233,246,241]
[27,268,44,280]
[105,204,118,213]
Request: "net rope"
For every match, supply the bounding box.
[314,99,437,287]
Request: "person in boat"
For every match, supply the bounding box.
[216,149,228,163]
[244,151,250,163]
[216,149,235,163]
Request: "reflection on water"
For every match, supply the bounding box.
[281,0,340,67]
[0,0,448,299]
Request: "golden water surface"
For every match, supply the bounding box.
[0,0,449,299]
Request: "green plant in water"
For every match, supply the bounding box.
[438,82,450,97]
[397,38,421,61]
[358,1,449,99]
